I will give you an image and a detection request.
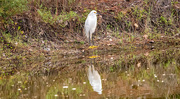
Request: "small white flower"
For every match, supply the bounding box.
[63,86,68,88]
[18,81,22,84]
[15,42,18,45]
[72,88,76,90]
[154,74,157,78]
[109,38,112,41]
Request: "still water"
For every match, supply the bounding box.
[0,46,180,98]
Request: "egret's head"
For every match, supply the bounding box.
[89,10,98,16]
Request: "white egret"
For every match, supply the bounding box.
[84,10,99,45]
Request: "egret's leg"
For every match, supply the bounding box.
[92,33,94,45]
[89,32,91,46]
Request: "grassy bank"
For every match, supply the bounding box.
[0,0,180,75]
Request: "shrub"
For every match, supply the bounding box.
[0,0,28,18]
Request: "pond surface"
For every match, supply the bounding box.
[0,46,180,99]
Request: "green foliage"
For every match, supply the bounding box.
[110,66,114,72]
[117,12,124,20]
[171,1,179,5]
[0,0,28,18]
[68,0,76,5]
[37,7,55,24]
[58,11,79,27]
[106,24,114,30]
[132,6,146,20]
[1,31,26,48]
[46,87,58,99]
[159,16,168,25]
[80,41,84,44]
[37,7,83,27]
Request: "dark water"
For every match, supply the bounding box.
[0,47,180,99]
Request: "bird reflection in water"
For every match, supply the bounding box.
[87,59,102,94]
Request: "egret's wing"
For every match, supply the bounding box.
[84,16,91,38]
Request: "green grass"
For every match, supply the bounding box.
[0,0,28,18]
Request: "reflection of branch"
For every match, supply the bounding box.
[166,87,170,98]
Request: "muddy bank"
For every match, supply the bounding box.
[0,36,179,75]
[0,0,180,75]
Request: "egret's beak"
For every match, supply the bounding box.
[97,12,101,15]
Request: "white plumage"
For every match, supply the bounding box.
[84,10,98,45]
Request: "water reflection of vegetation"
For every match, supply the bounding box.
[0,48,179,98]
[106,48,180,98]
